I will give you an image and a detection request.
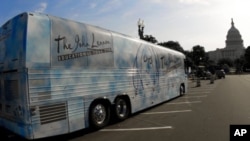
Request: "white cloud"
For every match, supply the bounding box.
[98,0,122,13]
[35,2,47,13]
[147,0,165,3]
[178,0,210,5]
[90,3,97,9]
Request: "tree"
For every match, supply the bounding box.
[217,58,233,67]
[158,41,184,53]
[234,55,245,73]
[142,35,158,44]
[191,45,205,66]
[245,46,250,64]
[243,46,250,71]
[183,50,195,71]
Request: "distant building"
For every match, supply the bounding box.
[208,19,245,63]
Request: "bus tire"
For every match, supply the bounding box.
[180,85,185,96]
[89,101,110,129]
[114,97,130,121]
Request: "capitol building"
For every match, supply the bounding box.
[208,19,245,63]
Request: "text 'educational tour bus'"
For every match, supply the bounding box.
[0,12,187,139]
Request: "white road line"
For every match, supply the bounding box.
[142,110,192,115]
[100,126,173,132]
[188,91,211,93]
[167,101,202,105]
[193,89,214,91]
[182,95,207,98]
[187,92,210,94]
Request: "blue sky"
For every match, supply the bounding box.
[1,0,250,51]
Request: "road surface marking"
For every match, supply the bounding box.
[100,126,173,132]
[142,110,192,115]
[167,101,202,105]
[182,95,207,98]
[188,91,210,93]
[187,92,210,95]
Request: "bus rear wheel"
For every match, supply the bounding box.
[114,97,130,121]
[89,102,110,129]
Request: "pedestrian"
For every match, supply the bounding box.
[196,68,202,87]
[209,66,215,84]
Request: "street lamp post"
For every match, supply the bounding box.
[137,19,144,39]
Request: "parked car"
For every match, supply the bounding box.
[200,71,211,80]
[216,70,225,79]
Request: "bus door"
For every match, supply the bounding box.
[1,70,29,127]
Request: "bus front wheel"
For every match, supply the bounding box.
[89,101,110,129]
[180,85,185,96]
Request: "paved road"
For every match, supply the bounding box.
[3,75,250,141]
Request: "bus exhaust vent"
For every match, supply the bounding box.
[39,103,67,125]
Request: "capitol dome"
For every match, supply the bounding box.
[225,19,244,49]
[208,19,245,63]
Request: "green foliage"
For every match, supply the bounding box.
[158,41,184,53]
[142,35,158,44]
[234,55,245,72]
[245,46,250,64]
[217,58,233,67]
[191,45,205,66]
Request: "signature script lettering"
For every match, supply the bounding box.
[74,34,89,52]
[54,33,111,53]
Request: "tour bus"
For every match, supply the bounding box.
[0,12,187,139]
